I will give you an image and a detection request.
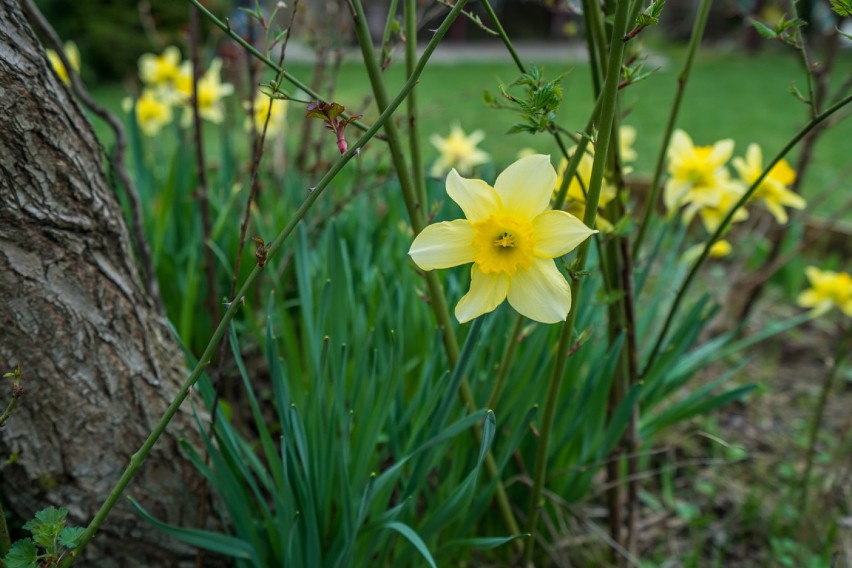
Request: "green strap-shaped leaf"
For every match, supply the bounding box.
[382,522,437,568]
[129,498,258,562]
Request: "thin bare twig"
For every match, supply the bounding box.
[228,1,299,315]
[188,6,220,331]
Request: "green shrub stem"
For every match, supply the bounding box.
[524,0,631,561]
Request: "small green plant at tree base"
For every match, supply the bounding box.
[1,508,84,568]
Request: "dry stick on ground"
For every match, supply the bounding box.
[188,6,221,331]
[23,0,162,310]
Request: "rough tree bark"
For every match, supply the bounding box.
[0,1,201,565]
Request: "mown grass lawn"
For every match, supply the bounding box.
[90,43,852,215]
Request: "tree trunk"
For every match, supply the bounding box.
[0,1,201,565]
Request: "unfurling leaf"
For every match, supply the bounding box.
[749,18,777,39]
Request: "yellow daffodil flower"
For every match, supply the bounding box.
[429,123,490,177]
[123,90,173,136]
[138,46,182,89]
[732,143,806,224]
[797,266,852,316]
[244,91,288,136]
[683,182,749,233]
[409,155,596,323]
[46,41,80,86]
[665,129,735,212]
[176,59,234,126]
[554,148,617,232]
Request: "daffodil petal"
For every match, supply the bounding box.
[668,130,693,162]
[804,265,824,286]
[765,200,789,224]
[455,266,509,323]
[709,139,735,166]
[446,169,501,223]
[532,210,596,258]
[494,154,556,219]
[779,188,806,209]
[408,220,475,270]
[664,179,691,211]
[746,143,762,170]
[506,258,571,324]
[731,156,748,180]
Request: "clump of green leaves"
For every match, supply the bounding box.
[483,66,564,135]
[624,0,666,40]
[749,14,807,46]
[1,507,84,568]
[829,0,852,17]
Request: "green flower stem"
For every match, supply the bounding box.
[552,96,603,209]
[187,0,370,133]
[581,0,607,96]
[524,0,631,562]
[405,0,428,207]
[350,0,421,229]
[59,4,472,564]
[480,0,526,73]
[480,0,606,223]
[480,0,602,201]
[380,0,400,64]
[799,322,852,514]
[485,315,526,411]
[631,0,712,257]
[642,91,852,376]
[350,0,522,541]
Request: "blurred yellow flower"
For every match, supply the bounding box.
[123,90,173,136]
[664,129,736,212]
[797,266,852,316]
[682,239,732,264]
[429,123,490,177]
[138,46,182,89]
[732,143,805,224]
[46,41,80,86]
[683,183,749,233]
[409,155,596,323]
[619,125,637,163]
[176,59,234,126]
[244,91,288,136]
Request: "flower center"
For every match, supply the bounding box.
[675,146,718,187]
[472,215,536,275]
